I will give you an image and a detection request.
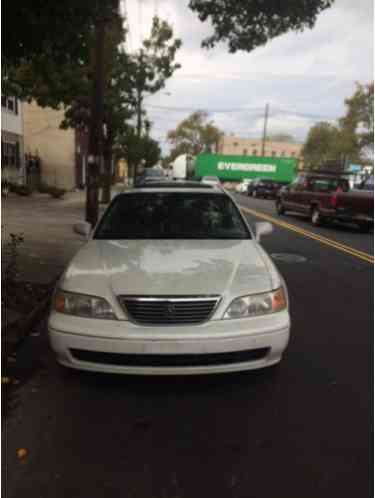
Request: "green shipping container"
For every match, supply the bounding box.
[195,154,297,182]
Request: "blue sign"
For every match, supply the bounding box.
[347,164,362,173]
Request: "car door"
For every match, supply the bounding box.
[297,177,314,214]
[282,176,303,211]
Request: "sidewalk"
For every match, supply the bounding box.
[2,191,87,284]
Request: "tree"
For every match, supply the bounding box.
[121,16,181,181]
[302,121,362,170]
[167,111,223,158]
[188,0,335,52]
[115,126,161,179]
[267,134,296,143]
[302,122,341,168]
[340,82,374,160]
[302,83,374,169]
[129,17,182,141]
[2,0,120,94]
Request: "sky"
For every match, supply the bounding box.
[121,0,374,154]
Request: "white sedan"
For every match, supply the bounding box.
[49,182,290,375]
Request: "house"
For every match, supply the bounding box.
[218,135,304,169]
[1,96,25,183]
[23,101,88,190]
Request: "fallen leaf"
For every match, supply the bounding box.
[17,448,27,459]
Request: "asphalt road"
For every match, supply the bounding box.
[4,194,373,498]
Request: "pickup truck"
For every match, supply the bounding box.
[275,173,374,232]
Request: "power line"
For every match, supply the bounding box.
[144,104,267,113]
[144,104,339,123]
[271,106,337,121]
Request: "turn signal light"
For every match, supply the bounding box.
[272,287,287,312]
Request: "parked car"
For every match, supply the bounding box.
[236,179,253,194]
[49,182,290,375]
[248,178,287,199]
[276,173,374,232]
[201,176,221,187]
[356,175,374,191]
[136,167,166,186]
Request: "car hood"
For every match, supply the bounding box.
[61,239,274,299]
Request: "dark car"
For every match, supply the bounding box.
[356,175,374,191]
[248,178,288,199]
[136,167,166,186]
[276,173,374,232]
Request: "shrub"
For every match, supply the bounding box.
[48,187,66,199]
[37,183,50,193]
[14,185,33,196]
[2,231,24,287]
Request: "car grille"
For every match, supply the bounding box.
[118,296,221,325]
[70,348,270,367]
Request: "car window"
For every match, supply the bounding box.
[361,176,374,191]
[311,179,331,192]
[292,176,307,191]
[144,168,164,177]
[311,178,349,192]
[95,193,251,240]
[290,177,301,189]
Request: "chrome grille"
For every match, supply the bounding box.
[119,296,221,325]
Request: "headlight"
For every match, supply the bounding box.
[54,290,116,319]
[223,287,287,319]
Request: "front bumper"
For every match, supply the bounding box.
[48,310,290,375]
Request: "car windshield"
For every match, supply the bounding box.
[144,168,164,177]
[95,192,250,240]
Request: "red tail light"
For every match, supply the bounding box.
[330,193,338,208]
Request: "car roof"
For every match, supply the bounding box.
[133,181,215,190]
[117,181,226,195]
[301,171,351,179]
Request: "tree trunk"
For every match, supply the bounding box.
[101,148,113,204]
[86,17,106,226]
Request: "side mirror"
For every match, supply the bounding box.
[73,221,91,239]
[255,222,273,242]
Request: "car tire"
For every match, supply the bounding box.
[311,207,322,226]
[276,200,285,215]
[358,222,372,233]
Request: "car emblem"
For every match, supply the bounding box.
[167,303,175,315]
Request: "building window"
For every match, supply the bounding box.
[281,151,285,156]
[233,142,238,147]
[271,151,276,157]
[243,148,248,155]
[252,149,258,156]
[291,151,296,157]
[1,96,18,114]
[1,141,19,167]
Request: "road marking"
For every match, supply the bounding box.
[241,206,374,265]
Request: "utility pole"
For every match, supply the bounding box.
[261,103,269,157]
[86,15,106,226]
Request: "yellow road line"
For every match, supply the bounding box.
[240,206,374,265]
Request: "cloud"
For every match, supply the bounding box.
[122,0,373,153]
